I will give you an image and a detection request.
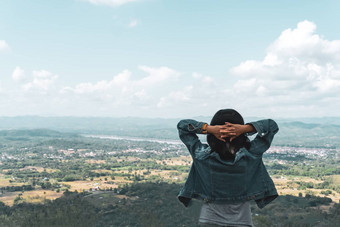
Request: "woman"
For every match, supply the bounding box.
[177,109,279,227]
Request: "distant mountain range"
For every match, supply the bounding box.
[0,128,79,138]
[0,116,340,147]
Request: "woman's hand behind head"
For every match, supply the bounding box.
[220,122,245,142]
[221,122,255,142]
[207,125,228,142]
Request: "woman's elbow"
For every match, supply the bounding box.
[268,119,279,134]
[177,120,184,130]
[177,119,190,130]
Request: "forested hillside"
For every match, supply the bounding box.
[0,183,339,227]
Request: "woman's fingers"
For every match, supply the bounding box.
[216,123,242,141]
[220,132,237,138]
[220,127,235,132]
[224,122,234,127]
[221,134,235,139]
[220,128,236,137]
[218,137,226,142]
[220,124,239,140]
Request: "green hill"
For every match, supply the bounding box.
[0,183,338,227]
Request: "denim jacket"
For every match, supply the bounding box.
[177,119,279,209]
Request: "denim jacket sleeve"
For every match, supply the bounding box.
[247,119,279,156]
[177,119,208,158]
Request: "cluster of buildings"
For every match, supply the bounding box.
[267,146,338,159]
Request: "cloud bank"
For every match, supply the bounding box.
[229,20,340,117]
[3,21,340,118]
[12,67,58,92]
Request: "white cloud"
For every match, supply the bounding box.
[57,66,230,117]
[2,68,60,116]
[12,67,27,83]
[65,70,131,94]
[128,19,138,28]
[155,73,222,113]
[0,40,10,52]
[157,86,193,108]
[269,21,340,60]
[137,65,180,86]
[23,70,58,91]
[192,72,202,79]
[83,0,138,7]
[60,66,181,112]
[63,66,180,96]
[229,20,340,116]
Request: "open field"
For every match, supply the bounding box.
[86,160,106,164]
[273,175,340,203]
[276,187,340,203]
[332,174,340,184]
[58,177,121,192]
[0,190,62,206]
[18,166,58,173]
[1,167,339,206]
[156,156,192,166]
[0,175,24,187]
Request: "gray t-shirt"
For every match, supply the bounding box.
[199,201,253,227]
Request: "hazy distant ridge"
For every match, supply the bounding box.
[1,116,340,147]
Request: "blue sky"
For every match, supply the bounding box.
[0,0,340,118]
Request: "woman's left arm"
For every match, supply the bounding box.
[177,119,227,157]
[177,119,208,157]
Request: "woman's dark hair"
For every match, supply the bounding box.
[207,109,251,160]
